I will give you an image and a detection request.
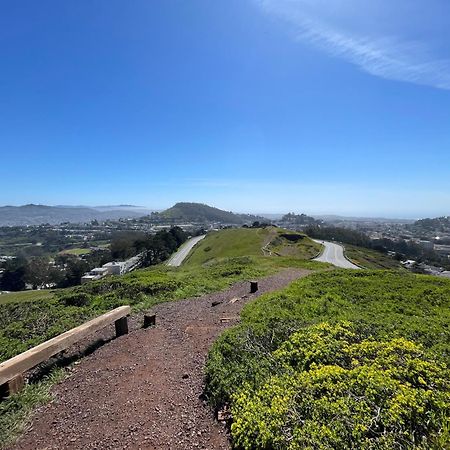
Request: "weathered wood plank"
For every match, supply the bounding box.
[0,305,131,387]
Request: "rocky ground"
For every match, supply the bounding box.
[11,269,310,450]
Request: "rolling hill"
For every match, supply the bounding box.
[158,202,266,224]
[0,204,150,226]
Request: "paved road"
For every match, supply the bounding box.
[166,235,206,267]
[313,240,360,269]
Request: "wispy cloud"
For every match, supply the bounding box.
[256,0,450,90]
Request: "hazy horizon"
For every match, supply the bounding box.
[1,201,444,221]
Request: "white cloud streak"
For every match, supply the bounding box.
[256,0,450,90]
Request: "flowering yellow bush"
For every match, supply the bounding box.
[230,323,450,449]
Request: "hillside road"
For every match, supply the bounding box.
[166,235,206,267]
[313,240,360,269]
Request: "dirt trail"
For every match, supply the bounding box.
[11,269,310,450]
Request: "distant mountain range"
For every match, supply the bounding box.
[0,204,152,226]
[157,202,266,224]
[0,202,425,227]
[0,202,266,226]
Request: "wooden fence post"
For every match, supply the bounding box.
[115,317,129,336]
[8,374,25,395]
[143,314,156,328]
[0,374,24,398]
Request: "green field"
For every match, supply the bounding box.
[59,247,92,255]
[344,244,402,269]
[206,270,450,449]
[0,289,54,305]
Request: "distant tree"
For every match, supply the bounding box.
[169,226,187,247]
[0,258,28,291]
[59,258,90,287]
[25,257,63,289]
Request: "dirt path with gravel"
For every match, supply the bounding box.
[11,269,310,450]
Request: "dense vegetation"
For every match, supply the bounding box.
[6,227,447,449]
[268,232,321,259]
[1,227,326,363]
[206,270,450,449]
[343,244,402,269]
[110,226,188,263]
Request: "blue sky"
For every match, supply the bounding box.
[1,0,449,218]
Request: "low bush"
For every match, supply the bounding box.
[59,292,91,307]
[231,323,449,450]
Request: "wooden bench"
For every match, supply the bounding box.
[0,305,131,397]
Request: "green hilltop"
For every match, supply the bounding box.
[158,202,266,224]
[184,227,322,266]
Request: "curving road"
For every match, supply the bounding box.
[313,240,360,269]
[166,235,206,267]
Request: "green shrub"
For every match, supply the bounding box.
[206,271,450,449]
[59,292,91,307]
[231,323,450,450]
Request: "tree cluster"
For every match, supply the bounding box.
[281,213,321,226]
[0,256,63,291]
[110,227,189,266]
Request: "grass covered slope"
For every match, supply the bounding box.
[206,270,450,449]
[0,228,326,363]
[267,231,322,259]
[344,244,402,269]
[0,257,269,363]
[184,228,271,265]
[0,289,54,305]
[184,227,322,266]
